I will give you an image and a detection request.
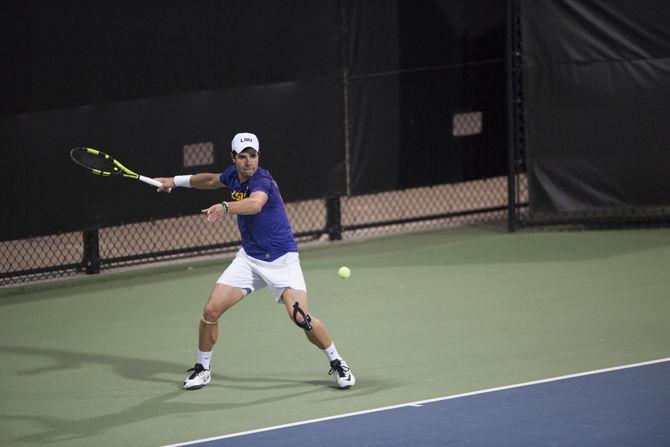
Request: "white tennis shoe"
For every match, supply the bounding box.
[183,363,211,390]
[328,359,356,389]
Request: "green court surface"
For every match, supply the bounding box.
[1,226,669,446]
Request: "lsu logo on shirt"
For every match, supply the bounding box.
[230,191,246,201]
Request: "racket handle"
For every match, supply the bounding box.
[139,176,163,187]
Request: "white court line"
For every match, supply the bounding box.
[163,357,670,447]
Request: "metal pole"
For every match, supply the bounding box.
[82,229,100,274]
[326,196,343,241]
[506,0,518,232]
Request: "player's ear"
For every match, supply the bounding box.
[231,152,236,163]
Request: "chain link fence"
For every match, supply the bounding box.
[1,174,514,287]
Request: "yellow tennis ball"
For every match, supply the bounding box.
[338,266,351,279]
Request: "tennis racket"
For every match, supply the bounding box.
[69,147,162,187]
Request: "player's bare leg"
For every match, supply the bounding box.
[282,288,331,349]
[200,284,245,350]
[184,284,244,390]
[282,288,356,388]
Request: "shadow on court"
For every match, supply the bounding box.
[0,345,396,444]
[0,265,220,306]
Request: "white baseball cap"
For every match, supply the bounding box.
[231,132,259,154]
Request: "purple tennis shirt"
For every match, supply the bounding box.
[219,165,298,261]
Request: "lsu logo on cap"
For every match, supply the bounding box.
[232,132,259,153]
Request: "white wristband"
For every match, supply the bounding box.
[174,175,192,188]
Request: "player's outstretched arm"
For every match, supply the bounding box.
[155,173,224,192]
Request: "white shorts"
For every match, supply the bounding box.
[216,248,307,302]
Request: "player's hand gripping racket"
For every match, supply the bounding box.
[69,147,162,188]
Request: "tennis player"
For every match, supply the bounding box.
[156,132,355,390]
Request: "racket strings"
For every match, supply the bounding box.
[71,148,117,172]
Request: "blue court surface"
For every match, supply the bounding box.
[166,359,670,447]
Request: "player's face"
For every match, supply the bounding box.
[233,149,259,181]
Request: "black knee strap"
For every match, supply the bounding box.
[292,302,313,331]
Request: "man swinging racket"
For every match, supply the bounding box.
[156,132,355,390]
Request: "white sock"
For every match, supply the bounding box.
[322,342,342,362]
[198,350,212,370]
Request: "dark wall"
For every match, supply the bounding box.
[348,0,507,194]
[1,0,346,241]
[0,0,341,113]
[1,0,508,241]
[522,0,670,212]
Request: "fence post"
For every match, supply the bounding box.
[326,196,342,241]
[83,229,100,274]
[506,0,519,232]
